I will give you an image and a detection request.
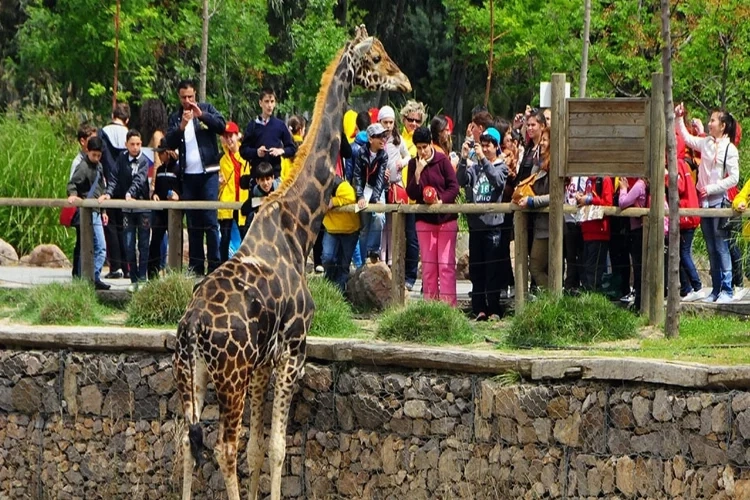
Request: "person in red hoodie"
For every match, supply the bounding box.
[672,131,704,302]
[575,176,613,292]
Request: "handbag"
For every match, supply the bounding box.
[511,173,537,204]
[387,183,409,204]
[60,169,101,227]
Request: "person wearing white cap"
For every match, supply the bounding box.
[352,123,389,264]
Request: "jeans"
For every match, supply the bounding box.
[104,208,127,274]
[321,231,359,292]
[609,217,632,297]
[358,212,385,260]
[563,222,583,290]
[77,211,107,282]
[123,211,151,283]
[469,227,503,315]
[582,240,608,292]
[417,219,458,306]
[497,218,514,290]
[529,237,549,290]
[701,215,732,297]
[728,226,744,287]
[219,217,237,263]
[405,214,419,287]
[182,172,220,276]
[148,210,168,278]
[679,228,702,296]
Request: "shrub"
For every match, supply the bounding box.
[377,300,477,345]
[308,276,357,338]
[507,292,639,348]
[0,110,79,256]
[22,280,106,324]
[126,272,194,327]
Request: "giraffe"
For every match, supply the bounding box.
[173,25,411,500]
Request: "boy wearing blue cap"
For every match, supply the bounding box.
[457,127,509,320]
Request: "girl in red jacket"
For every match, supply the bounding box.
[575,176,613,291]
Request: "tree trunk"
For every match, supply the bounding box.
[661,0,680,337]
[199,0,209,102]
[720,35,729,108]
[579,0,591,98]
[112,0,120,110]
[484,0,495,107]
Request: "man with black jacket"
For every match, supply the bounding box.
[99,129,150,290]
[166,79,226,276]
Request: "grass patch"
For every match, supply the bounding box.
[17,281,113,325]
[377,300,478,345]
[308,276,358,338]
[507,292,640,348]
[126,272,194,327]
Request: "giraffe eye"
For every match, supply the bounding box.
[372,55,381,64]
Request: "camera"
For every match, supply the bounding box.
[467,139,475,148]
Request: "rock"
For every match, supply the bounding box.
[302,365,332,392]
[553,412,580,446]
[732,393,750,413]
[147,370,174,396]
[11,377,43,415]
[632,396,651,427]
[438,449,462,482]
[0,239,19,265]
[615,456,635,497]
[712,402,729,434]
[346,262,393,311]
[652,390,673,422]
[456,251,470,280]
[383,374,407,393]
[735,479,750,500]
[79,385,102,415]
[26,244,70,268]
[403,400,430,420]
[736,410,750,440]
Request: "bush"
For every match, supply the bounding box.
[377,300,478,345]
[22,280,107,324]
[507,292,639,348]
[0,110,79,256]
[126,272,194,327]
[308,276,358,337]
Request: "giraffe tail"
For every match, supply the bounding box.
[177,316,208,469]
[188,424,206,468]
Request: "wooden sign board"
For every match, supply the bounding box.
[565,98,650,177]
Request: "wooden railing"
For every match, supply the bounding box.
[0,197,742,320]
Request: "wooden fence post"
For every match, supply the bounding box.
[167,209,183,271]
[647,73,666,325]
[390,211,406,306]
[514,210,529,313]
[549,73,566,296]
[640,214,650,315]
[80,207,94,281]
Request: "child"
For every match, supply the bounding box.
[69,122,98,278]
[575,176,613,292]
[100,129,150,290]
[67,136,109,290]
[321,176,360,292]
[218,121,251,262]
[241,161,280,231]
[147,138,180,279]
[352,123,388,263]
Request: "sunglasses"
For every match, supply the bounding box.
[405,117,421,124]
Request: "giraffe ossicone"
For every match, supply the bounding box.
[174,24,410,500]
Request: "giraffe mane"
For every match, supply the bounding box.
[268,45,348,200]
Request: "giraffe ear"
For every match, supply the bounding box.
[354,24,368,41]
[353,37,374,57]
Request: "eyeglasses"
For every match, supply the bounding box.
[405,117,421,124]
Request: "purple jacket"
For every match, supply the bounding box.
[405,150,459,225]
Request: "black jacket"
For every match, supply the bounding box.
[166,102,226,173]
[107,152,150,211]
[152,157,181,202]
[352,146,388,203]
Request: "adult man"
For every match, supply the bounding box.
[240,88,297,179]
[166,79,226,276]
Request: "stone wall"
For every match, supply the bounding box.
[0,349,749,499]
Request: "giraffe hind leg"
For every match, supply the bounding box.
[247,365,272,500]
[214,377,248,500]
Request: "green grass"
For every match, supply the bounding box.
[377,300,479,345]
[126,272,195,327]
[14,281,115,325]
[506,292,641,348]
[307,276,359,338]
[0,110,80,257]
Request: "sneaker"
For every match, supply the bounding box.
[104,269,123,279]
[314,265,324,274]
[475,312,488,322]
[508,286,515,298]
[368,252,380,264]
[94,280,111,291]
[716,291,733,304]
[127,283,139,293]
[701,293,718,303]
[681,290,702,302]
[619,291,635,304]
[499,289,508,299]
[734,287,748,301]
[405,282,414,292]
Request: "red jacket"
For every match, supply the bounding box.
[672,131,700,230]
[581,176,613,241]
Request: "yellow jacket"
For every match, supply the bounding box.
[323,179,360,234]
[280,134,304,181]
[401,128,417,204]
[218,145,250,225]
[733,179,750,210]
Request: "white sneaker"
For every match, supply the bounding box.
[701,293,718,303]
[734,287,748,301]
[681,291,702,302]
[716,291,733,304]
[127,283,139,293]
[508,286,515,298]
[315,265,324,274]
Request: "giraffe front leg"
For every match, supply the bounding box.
[247,365,272,500]
[269,352,305,500]
[214,381,247,500]
[175,346,208,500]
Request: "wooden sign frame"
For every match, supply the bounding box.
[564,98,650,177]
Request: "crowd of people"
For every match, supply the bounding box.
[65,79,746,319]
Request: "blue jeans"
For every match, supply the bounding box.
[322,231,360,292]
[358,211,385,260]
[182,172,220,275]
[679,229,702,295]
[77,211,107,282]
[123,211,151,283]
[405,213,419,286]
[701,215,732,297]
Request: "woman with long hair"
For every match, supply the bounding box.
[676,103,739,303]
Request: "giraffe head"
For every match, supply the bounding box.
[349,25,411,93]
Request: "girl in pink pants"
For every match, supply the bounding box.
[416,219,458,305]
